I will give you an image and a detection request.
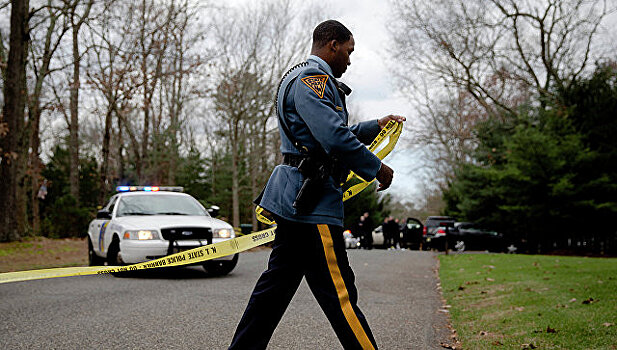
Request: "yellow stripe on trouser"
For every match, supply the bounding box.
[317,224,375,350]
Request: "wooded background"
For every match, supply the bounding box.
[1,0,616,254]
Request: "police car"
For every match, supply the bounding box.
[87,186,238,275]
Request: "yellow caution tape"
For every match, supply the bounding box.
[0,122,401,284]
[0,227,276,285]
[342,120,403,201]
[256,120,403,224]
[255,206,276,226]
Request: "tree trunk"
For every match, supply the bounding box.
[231,120,240,228]
[29,6,63,235]
[68,14,80,203]
[117,113,125,183]
[140,92,149,182]
[250,136,258,231]
[0,0,29,242]
[30,103,42,235]
[99,104,113,203]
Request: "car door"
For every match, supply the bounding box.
[91,195,117,256]
[371,225,384,246]
[402,218,422,245]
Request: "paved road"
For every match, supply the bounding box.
[0,249,450,349]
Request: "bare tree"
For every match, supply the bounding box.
[0,0,30,241]
[62,0,94,204]
[84,0,138,202]
[209,0,322,228]
[389,0,616,187]
[410,86,490,186]
[98,0,206,186]
[156,1,207,186]
[27,0,71,234]
[390,0,616,116]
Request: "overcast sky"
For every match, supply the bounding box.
[329,1,422,203]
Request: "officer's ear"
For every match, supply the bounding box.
[328,39,339,53]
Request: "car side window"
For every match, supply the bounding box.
[106,196,118,215]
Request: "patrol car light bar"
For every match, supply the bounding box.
[115,186,184,192]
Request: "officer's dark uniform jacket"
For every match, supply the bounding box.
[257,55,382,226]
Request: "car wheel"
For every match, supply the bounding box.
[203,254,239,276]
[107,236,123,266]
[88,237,105,266]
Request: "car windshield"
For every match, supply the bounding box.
[116,194,208,217]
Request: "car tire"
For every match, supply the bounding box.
[107,237,132,277]
[88,237,105,266]
[203,253,238,276]
[107,236,123,266]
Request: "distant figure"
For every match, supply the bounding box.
[359,212,373,249]
[383,216,400,249]
[393,218,401,248]
[382,217,392,247]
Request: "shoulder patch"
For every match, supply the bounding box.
[301,75,329,98]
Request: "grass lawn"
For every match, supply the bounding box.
[0,237,87,273]
[439,253,616,349]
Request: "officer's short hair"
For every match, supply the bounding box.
[312,20,352,48]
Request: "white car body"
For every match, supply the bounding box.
[371,225,385,246]
[87,191,236,265]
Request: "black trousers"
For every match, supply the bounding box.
[229,218,378,350]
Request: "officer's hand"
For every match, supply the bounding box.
[376,163,393,192]
[378,115,406,129]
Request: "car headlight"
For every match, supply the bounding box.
[123,230,159,240]
[213,228,232,238]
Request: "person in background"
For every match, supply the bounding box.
[382,217,392,248]
[383,216,399,249]
[361,212,374,250]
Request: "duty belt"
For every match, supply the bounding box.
[282,154,306,168]
[282,153,347,184]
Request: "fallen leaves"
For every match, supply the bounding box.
[533,326,558,334]
[582,297,597,304]
[440,342,458,349]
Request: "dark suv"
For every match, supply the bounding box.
[422,216,456,250]
[448,222,504,252]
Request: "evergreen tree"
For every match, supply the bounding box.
[444,64,617,254]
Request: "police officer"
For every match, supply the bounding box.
[229,20,405,350]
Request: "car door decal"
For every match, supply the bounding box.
[99,221,110,252]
